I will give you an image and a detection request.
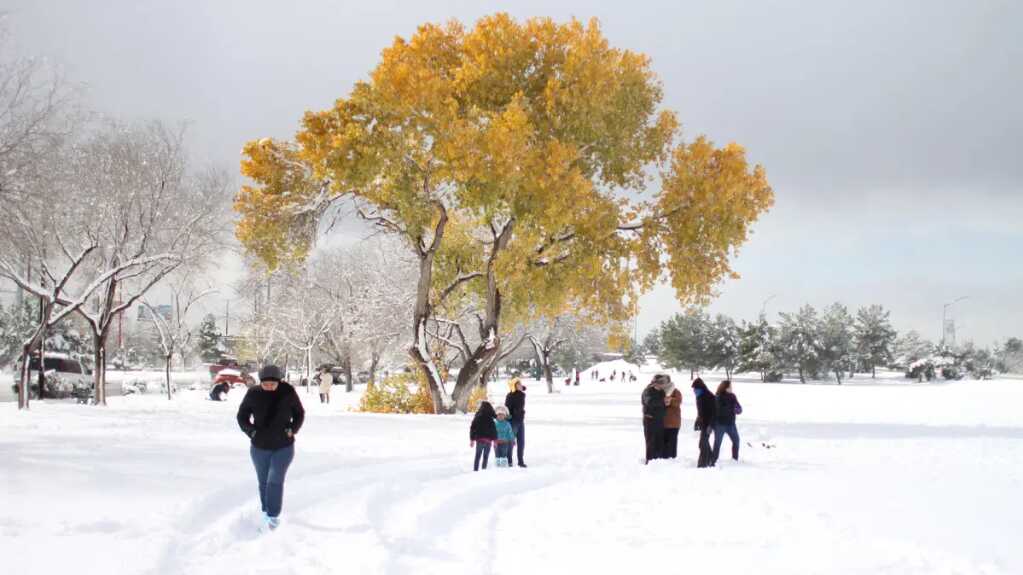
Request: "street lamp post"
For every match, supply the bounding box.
[760,294,778,318]
[941,296,969,347]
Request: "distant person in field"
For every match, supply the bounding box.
[712,380,743,464]
[494,405,516,467]
[575,370,581,386]
[662,377,683,458]
[470,400,498,471]
[209,380,230,401]
[504,378,528,467]
[236,365,305,530]
[316,367,333,404]
[641,374,669,463]
[692,378,717,468]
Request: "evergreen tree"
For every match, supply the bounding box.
[737,316,779,382]
[853,304,897,378]
[706,314,740,379]
[819,303,854,384]
[995,337,1023,373]
[777,305,822,383]
[658,310,709,378]
[892,330,934,373]
[195,314,223,363]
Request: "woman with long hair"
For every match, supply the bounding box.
[713,380,743,464]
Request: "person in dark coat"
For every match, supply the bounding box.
[504,378,528,467]
[712,380,743,464]
[641,374,669,463]
[692,378,717,468]
[662,379,683,458]
[209,381,230,401]
[236,365,305,530]
[470,400,498,471]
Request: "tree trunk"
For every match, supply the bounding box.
[451,284,503,412]
[304,348,312,393]
[872,365,877,379]
[17,326,46,409]
[798,366,806,384]
[368,351,380,388]
[165,353,173,400]
[834,369,842,385]
[529,337,554,393]
[343,356,353,393]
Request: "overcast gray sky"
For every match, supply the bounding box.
[5,0,1021,345]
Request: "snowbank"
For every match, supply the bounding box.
[1,379,1020,574]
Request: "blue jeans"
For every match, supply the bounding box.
[474,441,491,471]
[250,444,294,518]
[495,441,513,465]
[510,420,525,464]
[713,423,740,463]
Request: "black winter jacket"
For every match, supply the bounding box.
[694,390,717,431]
[470,402,498,442]
[237,382,305,450]
[715,391,741,426]
[505,390,526,423]
[641,385,667,421]
[209,382,230,401]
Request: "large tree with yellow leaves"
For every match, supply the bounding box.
[236,14,773,413]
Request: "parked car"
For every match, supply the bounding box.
[213,368,255,388]
[9,354,93,399]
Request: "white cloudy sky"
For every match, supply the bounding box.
[4,0,1021,345]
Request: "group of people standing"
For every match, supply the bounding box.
[642,374,742,467]
[470,378,528,471]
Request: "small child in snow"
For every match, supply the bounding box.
[494,405,516,467]
[470,400,498,471]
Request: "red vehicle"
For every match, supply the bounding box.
[213,368,255,388]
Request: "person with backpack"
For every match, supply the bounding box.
[504,378,528,468]
[470,400,498,471]
[692,378,717,468]
[641,374,669,463]
[662,377,683,458]
[236,365,305,530]
[712,380,743,464]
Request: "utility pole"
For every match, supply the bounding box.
[225,299,230,337]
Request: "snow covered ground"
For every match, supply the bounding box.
[2,371,1021,574]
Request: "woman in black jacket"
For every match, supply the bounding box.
[236,365,305,530]
[712,380,743,464]
[692,378,716,468]
[470,400,498,471]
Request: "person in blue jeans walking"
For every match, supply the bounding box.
[712,380,742,464]
[237,365,305,530]
[504,378,528,468]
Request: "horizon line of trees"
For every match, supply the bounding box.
[644,304,1021,384]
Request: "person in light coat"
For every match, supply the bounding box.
[316,367,334,404]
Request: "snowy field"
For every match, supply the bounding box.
[2,371,1022,575]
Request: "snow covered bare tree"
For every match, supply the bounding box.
[70,122,229,405]
[142,272,216,399]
